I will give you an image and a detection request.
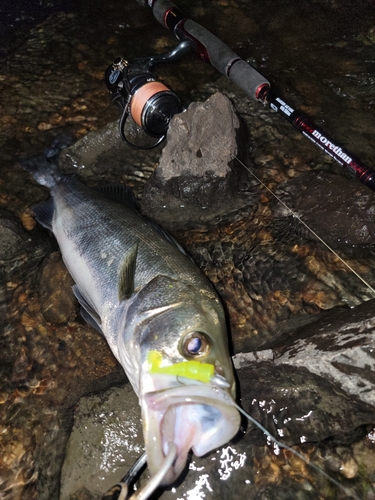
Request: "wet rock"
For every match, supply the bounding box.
[60,385,144,500]
[352,427,375,486]
[69,488,97,500]
[273,171,375,249]
[141,92,258,231]
[59,120,159,190]
[0,208,51,280]
[274,298,375,408]
[38,252,76,325]
[228,299,375,452]
[0,209,31,262]
[239,363,373,447]
[252,480,317,500]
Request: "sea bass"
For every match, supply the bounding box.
[23,160,240,485]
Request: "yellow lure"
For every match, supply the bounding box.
[147,350,214,383]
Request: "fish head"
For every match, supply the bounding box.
[121,276,241,485]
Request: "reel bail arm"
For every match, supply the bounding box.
[105,41,191,149]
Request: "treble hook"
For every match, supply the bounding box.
[101,442,177,500]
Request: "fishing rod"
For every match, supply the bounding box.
[131,0,375,192]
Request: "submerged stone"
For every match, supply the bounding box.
[273,171,375,249]
[59,120,159,190]
[0,209,31,262]
[60,385,143,500]
[38,252,76,325]
[239,362,373,446]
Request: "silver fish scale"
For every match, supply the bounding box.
[24,168,240,483]
[50,177,217,321]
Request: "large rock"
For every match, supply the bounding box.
[274,298,375,408]
[141,92,258,231]
[272,171,375,249]
[233,298,375,446]
[58,121,159,189]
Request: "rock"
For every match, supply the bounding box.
[69,488,97,500]
[38,252,76,325]
[273,298,375,408]
[273,171,375,249]
[0,209,31,262]
[233,350,274,368]
[352,428,375,486]
[141,92,258,231]
[59,120,159,190]
[0,208,51,280]
[239,363,373,447]
[60,385,144,500]
[59,121,127,177]
[153,92,243,183]
[252,480,317,500]
[232,299,375,447]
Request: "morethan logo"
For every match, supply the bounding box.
[311,130,352,164]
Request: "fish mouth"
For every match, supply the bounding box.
[141,382,241,485]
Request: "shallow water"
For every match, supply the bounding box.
[1,0,375,499]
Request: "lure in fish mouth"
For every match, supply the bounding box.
[140,351,240,485]
[116,277,241,485]
[21,156,241,486]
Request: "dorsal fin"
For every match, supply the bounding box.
[96,184,192,261]
[118,242,139,302]
[95,184,139,210]
[147,219,190,257]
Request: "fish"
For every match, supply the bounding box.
[22,158,241,485]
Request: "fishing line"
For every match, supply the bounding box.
[221,140,375,297]
[215,140,370,499]
[233,403,362,500]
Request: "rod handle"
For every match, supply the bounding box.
[151,0,269,100]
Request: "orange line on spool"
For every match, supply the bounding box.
[131,82,169,127]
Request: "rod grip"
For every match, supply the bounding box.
[151,0,269,100]
[180,20,270,100]
[152,0,178,25]
[179,19,240,72]
[227,60,270,101]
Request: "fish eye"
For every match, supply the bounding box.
[180,332,210,359]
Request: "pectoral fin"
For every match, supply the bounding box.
[72,285,103,334]
[118,242,139,302]
[33,199,55,230]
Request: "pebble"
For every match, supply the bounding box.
[38,252,76,325]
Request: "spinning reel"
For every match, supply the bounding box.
[105,41,191,149]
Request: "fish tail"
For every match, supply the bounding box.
[19,156,61,188]
[19,134,73,188]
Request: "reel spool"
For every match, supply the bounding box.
[105,57,183,149]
